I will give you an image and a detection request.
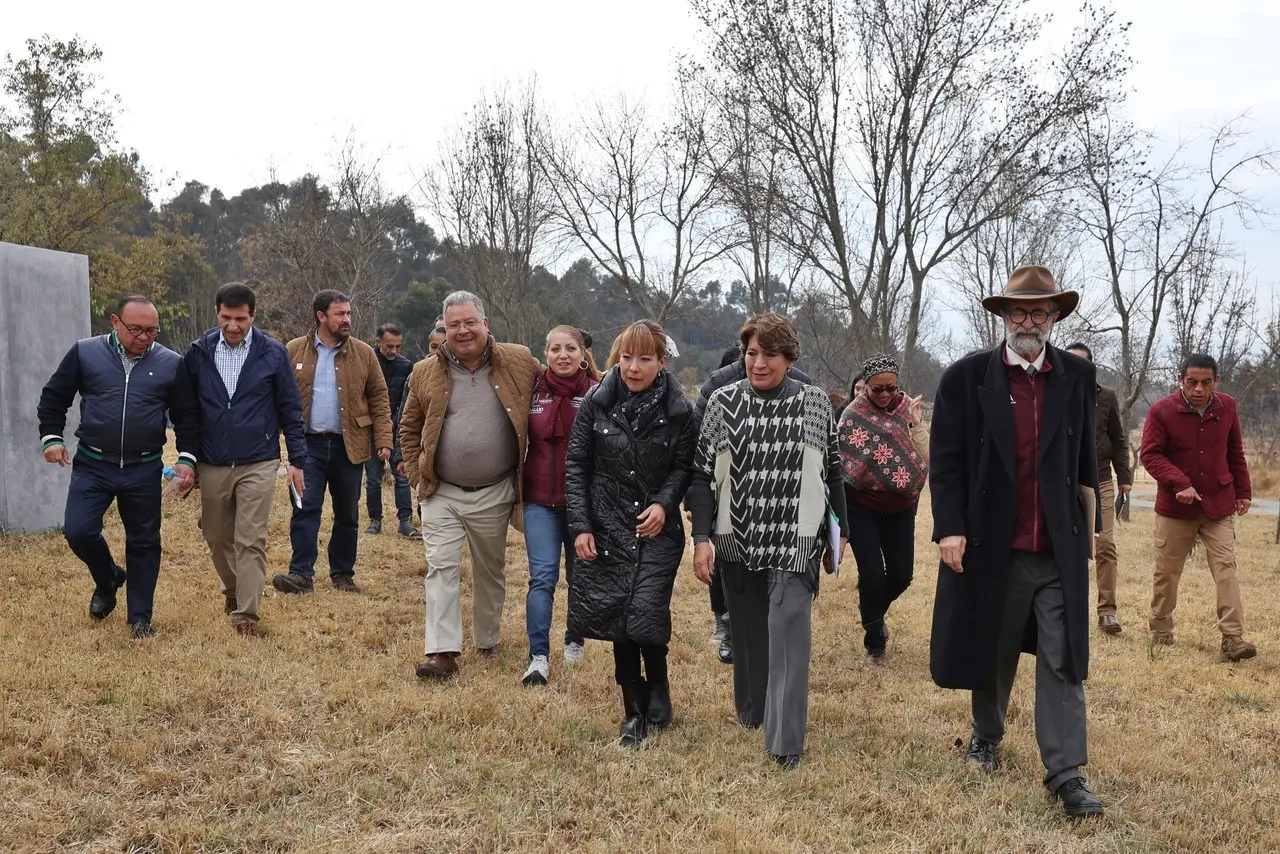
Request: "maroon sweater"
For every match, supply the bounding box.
[1140,391,1250,521]
[1006,354,1051,552]
[522,371,597,507]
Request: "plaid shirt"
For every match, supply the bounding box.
[215,327,254,399]
[111,330,150,379]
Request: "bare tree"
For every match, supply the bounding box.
[1072,112,1278,425]
[537,76,733,324]
[426,82,552,347]
[1167,230,1255,383]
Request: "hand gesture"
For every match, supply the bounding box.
[1175,486,1201,505]
[575,532,597,561]
[43,445,69,466]
[908,394,924,426]
[395,461,407,478]
[939,535,966,573]
[1236,499,1251,516]
[377,446,392,462]
[693,541,715,584]
[636,503,666,538]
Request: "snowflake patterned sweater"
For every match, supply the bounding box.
[688,377,850,575]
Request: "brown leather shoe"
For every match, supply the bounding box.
[416,653,458,678]
[1098,614,1122,635]
[232,617,260,638]
[224,595,237,615]
[1152,631,1176,646]
[331,574,361,593]
[477,646,499,659]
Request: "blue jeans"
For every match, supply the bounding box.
[364,456,412,523]
[523,502,584,656]
[64,453,163,624]
[289,434,363,579]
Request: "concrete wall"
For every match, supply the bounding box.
[0,242,91,534]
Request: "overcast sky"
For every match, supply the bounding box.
[4,0,1278,297]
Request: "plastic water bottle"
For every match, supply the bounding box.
[163,466,177,482]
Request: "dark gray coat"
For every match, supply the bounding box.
[928,344,1099,690]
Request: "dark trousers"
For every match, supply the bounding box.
[721,563,814,757]
[364,456,412,523]
[709,565,728,616]
[971,549,1088,790]
[613,641,669,686]
[847,498,917,652]
[289,433,363,579]
[64,453,163,624]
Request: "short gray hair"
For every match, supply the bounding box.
[442,290,485,318]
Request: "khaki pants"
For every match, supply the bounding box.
[199,461,278,621]
[1095,480,1118,615]
[1149,513,1245,637]
[421,479,515,655]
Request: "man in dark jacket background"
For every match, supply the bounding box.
[1065,343,1133,635]
[929,266,1102,818]
[1140,353,1255,662]
[38,295,200,639]
[184,283,307,637]
[365,322,419,538]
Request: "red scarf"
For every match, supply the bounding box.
[541,368,592,437]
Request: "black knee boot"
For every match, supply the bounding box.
[619,682,649,748]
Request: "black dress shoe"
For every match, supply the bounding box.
[89,566,128,620]
[774,753,801,771]
[964,736,997,773]
[130,620,157,639]
[1053,777,1103,818]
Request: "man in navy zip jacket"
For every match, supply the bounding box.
[38,295,201,639]
[184,283,308,637]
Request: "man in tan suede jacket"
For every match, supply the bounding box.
[274,290,393,596]
[399,290,539,678]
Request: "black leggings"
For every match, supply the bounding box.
[613,641,669,686]
[847,497,917,652]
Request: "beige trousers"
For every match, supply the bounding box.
[420,479,516,655]
[1149,513,1246,637]
[199,461,278,621]
[1095,480,1118,615]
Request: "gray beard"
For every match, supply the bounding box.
[1006,328,1048,358]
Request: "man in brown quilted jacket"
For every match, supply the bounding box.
[273,290,393,595]
[400,291,540,678]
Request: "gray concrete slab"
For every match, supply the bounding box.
[0,242,90,533]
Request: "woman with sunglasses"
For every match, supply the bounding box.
[837,354,929,666]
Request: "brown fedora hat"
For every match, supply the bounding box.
[981,265,1079,320]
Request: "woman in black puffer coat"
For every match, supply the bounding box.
[566,320,696,749]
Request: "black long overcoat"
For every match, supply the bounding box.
[565,368,696,645]
[928,344,1099,690]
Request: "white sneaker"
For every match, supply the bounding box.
[521,654,550,686]
[563,642,585,664]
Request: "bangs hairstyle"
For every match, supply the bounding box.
[607,320,667,369]
[739,312,801,362]
[546,324,603,380]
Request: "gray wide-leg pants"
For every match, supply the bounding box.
[722,564,814,758]
[971,549,1088,790]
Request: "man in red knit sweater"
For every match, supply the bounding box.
[1139,353,1256,662]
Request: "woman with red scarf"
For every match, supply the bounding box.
[520,326,601,686]
[837,353,929,666]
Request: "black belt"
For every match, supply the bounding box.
[307,432,343,440]
[441,479,505,493]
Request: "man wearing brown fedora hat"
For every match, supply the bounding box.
[929,265,1104,818]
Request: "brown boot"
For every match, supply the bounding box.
[1221,635,1257,662]
[1151,631,1175,646]
[1098,614,1122,635]
[224,595,237,615]
[232,616,260,638]
[416,653,458,679]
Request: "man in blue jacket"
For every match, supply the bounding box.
[184,283,308,637]
[38,295,201,639]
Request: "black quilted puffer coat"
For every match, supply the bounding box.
[565,367,696,645]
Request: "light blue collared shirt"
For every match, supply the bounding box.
[308,334,342,434]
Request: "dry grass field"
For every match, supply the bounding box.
[3,471,1280,853]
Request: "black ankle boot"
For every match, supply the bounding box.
[647,678,672,729]
[619,683,649,748]
[718,615,734,664]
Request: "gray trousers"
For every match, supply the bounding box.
[721,564,814,758]
[971,549,1088,790]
